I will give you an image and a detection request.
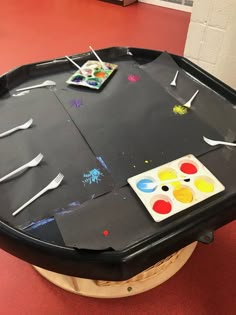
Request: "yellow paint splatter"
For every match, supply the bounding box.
[145,160,149,164]
[173,105,188,115]
[173,187,193,203]
[195,178,214,193]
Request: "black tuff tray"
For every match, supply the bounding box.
[0,47,235,281]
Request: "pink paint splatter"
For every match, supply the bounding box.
[128,74,140,82]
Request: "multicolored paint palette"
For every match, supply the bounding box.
[128,155,225,222]
[66,60,118,90]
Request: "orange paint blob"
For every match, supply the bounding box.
[95,71,106,79]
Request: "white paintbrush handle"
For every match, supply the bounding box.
[0,164,29,182]
[144,176,190,189]
[12,186,48,216]
[65,55,81,70]
[89,46,107,70]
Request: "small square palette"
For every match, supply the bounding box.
[66,60,118,90]
[128,154,225,222]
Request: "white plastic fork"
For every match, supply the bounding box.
[182,90,199,108]
[0,154,44,183]
[203,136,236,147]
[16,80,56,92]
[170,70,179,87]
[0,118,33,138]
[12,173,64,216]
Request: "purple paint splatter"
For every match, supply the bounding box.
[128,74,140,82]
[70,99,82,108]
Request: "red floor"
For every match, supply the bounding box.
[0,1,236,314]
[0,0,189,74]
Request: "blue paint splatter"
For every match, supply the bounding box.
[96,156,109,171]
[83,168,104,185]
[24,217,54,231]
[70,99,82,108]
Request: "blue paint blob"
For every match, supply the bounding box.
[136,178,156,193]
[72,75,84,83]
[88,80,98,87]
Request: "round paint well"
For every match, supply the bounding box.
[158,168,180,188]
[86,77,101,87]
[82,68,93,76]
[72,75,85,83]
[173,186,194,203]
[94,71,107,79]
[179,160,198,175]
[151,195,172,215]
[136,178,156,193]
[194,176,215,193]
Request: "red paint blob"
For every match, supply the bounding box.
[152,200,172,214]
[103,230,109,236]
[180,162,198,174]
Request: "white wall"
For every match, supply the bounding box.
[184,0,236,89]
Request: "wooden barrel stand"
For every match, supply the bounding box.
[33,242,197,298]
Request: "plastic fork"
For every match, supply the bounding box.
[16,80,56,92]
[12,173,64,216]
[0,118,33,138]
[170,70,179,87]
[182,90,199,108]
[203,136,236,147]
[0,153,44,183]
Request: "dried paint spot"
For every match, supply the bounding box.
[103,230,109,236]
[70,99,82,108]
[82,168,103,185]
[173,105,188,115]
[128,74,140,82]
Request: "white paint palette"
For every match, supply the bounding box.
[127,154,225,222]
[66,60,118,90]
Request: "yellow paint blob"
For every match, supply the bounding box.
[173,187,193,203]
[173,105,188,115]
[158,169,180,188]
[195,178,214,193]
[145,160,149,164]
